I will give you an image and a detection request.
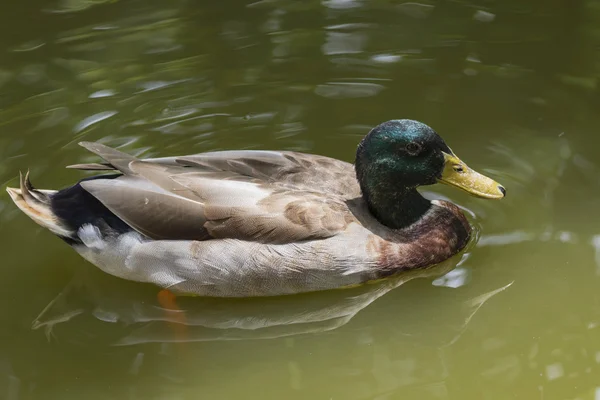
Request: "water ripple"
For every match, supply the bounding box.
[73,110,118,133]
[315,82,385,98]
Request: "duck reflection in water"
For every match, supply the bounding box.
[33,253,511,347]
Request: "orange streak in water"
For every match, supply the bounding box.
[157,289,189,346]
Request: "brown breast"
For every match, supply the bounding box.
[366,200,472,278]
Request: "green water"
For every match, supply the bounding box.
[2,0,600,398]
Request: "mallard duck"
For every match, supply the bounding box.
[7,119,505,297]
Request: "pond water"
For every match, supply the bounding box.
[1,0,600,399]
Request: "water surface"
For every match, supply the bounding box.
[2,0,600,399]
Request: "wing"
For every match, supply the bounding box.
[173,150,360,198]
[74,143,356,243]
[71,146,361,198]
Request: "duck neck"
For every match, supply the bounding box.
[360,183,432,230]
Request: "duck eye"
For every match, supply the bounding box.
[405,142,422,155]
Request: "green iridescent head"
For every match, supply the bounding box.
[355,119,505,228]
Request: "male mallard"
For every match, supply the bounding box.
[7,120,505,297]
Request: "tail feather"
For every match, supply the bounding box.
[20,171,48,206]
[6,172,73,238]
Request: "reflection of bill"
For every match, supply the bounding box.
[32,254,511,346]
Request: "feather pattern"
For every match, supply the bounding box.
[72,142,360,244]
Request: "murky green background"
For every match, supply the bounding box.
[1,0,600,399]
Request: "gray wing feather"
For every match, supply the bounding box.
[78,142,138,174]
[80,177,209,240]
[166,150,359,197]
[74,143,359,243]
[66,162,115,170]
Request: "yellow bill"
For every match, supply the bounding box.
[439,152,505,199]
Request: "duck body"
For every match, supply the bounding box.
[7,120,504,297]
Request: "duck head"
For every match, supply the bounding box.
[355,119,505,228]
